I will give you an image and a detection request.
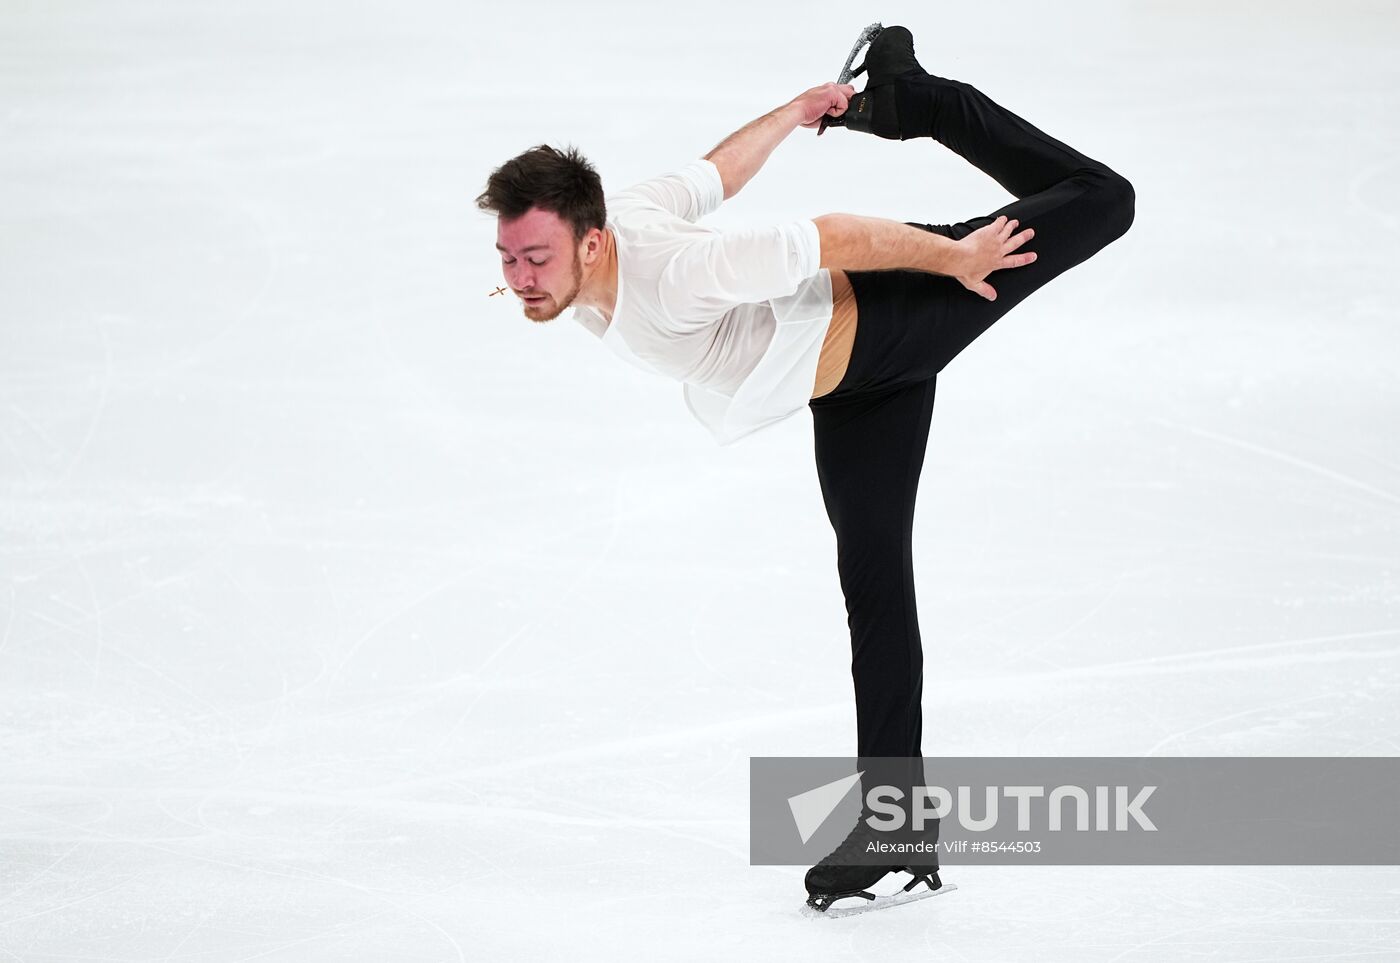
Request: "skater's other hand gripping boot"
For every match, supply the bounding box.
[955,216,1036,301]
[824,24,927,139]
[793,82,858,130]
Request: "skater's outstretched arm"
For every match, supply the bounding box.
[814,213,1037,301]
[704,83,854,200]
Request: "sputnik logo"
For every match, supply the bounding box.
[786,771,864,844]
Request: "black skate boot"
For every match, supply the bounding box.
[803,818,945,916]
[821,24,928,140]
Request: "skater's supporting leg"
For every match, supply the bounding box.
[810,376,937,760]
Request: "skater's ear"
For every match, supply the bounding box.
[579,226,606,264]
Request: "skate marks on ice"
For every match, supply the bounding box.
[800,876,959,920]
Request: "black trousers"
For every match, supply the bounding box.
[809,72,1135,762]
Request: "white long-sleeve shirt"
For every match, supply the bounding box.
[570,158,834,446]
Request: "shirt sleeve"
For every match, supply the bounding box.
[657,219,823,331]
[610,158,724,223]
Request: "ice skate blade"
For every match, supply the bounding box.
[837,22,884,85]
[800,880,957,920]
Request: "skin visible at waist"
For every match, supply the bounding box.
[811,268,858,399]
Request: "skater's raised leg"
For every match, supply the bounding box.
[833,162,1133,391]
[802,25,1136,912]
[822,25,1136,393]
[840,24,1123,196]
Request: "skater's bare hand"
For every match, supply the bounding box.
[793,83,857,129]
[954,216,1037,300]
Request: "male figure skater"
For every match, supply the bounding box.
[478,24,1134,912]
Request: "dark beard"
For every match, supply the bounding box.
[526,252,585,323]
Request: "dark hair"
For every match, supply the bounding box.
[476,144,605,242]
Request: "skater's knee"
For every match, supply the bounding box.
[1073,166,1134,241]
[1095,169,1135,240]
[1109,171,1135,237]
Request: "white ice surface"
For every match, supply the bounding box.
[3,0,1399,960]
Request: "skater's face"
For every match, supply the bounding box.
[496,208,588,323]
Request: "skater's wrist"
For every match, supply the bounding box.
[944,243,972,279]
[778,98,809,123]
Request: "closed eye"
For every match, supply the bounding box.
[502,257,549,266]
